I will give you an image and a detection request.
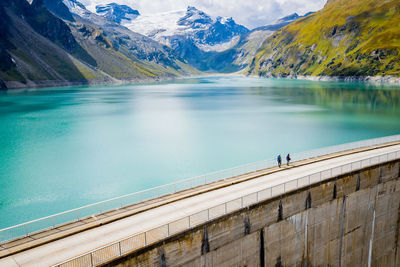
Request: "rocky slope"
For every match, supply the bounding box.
[0,0,197,89]
[0,0,109,89]
[248,0,400,78]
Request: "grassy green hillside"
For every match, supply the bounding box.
[248,0,400,78]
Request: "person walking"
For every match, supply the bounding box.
[277,154,282,168]
[286,153,291,166]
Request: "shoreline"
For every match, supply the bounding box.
[0,76,179,91]
[2,73,400,91]
[254,73,400,85]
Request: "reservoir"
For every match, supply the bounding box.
[1,76,400,228]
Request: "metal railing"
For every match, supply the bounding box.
[0,135,400,244]
[53,149,400,267]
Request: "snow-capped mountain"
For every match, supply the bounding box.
[95,3,139,24]
[123,6,249,48]
[117,6,249,71]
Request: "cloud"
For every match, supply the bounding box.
[81,0,327,28]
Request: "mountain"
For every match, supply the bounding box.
[122,6,249,71]
[95,3,139,24]
[0,0,197,89]
[247,0,400,78]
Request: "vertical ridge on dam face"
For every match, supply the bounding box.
[259,229,265,267]
[338,196,346,267]
[1,143,400,267]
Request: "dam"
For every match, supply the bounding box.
[1,136,400,266]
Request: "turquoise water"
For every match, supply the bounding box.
[1,76,400,228]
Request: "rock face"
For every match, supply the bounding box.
[248,0,400,78]
[0,0,92,86]
[95,3,139,24]
[43,0,75,21]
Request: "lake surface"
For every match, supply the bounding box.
[1,76,400,228]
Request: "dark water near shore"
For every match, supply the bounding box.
[1,76,400,228]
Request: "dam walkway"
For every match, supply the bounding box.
[1,136,400,266]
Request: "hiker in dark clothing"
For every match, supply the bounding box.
[286,153,291,166]
[277,154,282,168]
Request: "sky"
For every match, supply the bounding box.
[80,0,327,29]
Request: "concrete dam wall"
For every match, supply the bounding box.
[102,159,400,267]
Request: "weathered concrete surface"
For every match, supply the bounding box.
[104,160,400,267]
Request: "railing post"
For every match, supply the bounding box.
[77,210,79,221]
[144,232,147,245]
[25,224,28,237]
[119,241,122,256]
[90,253,94,267]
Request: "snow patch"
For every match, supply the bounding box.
[122,10,188,38]
[63,0,91,18]
[197,36,240,52]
